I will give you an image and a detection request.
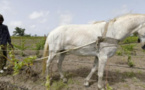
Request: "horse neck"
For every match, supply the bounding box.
[106,14,145,41]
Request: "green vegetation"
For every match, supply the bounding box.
[127,55,135,67]
[106,83,113,90]
[34,37,46,57]
[11,36,44,39]
[9,50,37,75]
[13,38,29,56]
[45,75,51,90]
[0,45,37,75]
[121,36,138,44]
[51,80,67,90]
[116,44,136,67]
[124,71,136,77]
[11,36,45,57]
[116,36,138,67]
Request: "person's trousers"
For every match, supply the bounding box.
[0,45,7,70]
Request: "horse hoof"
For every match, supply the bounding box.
[98,87,104,90]
[4,67,8,70]
[0,70,4,73]
[63,78,67,83]
[84,82,89,87]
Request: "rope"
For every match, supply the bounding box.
[34,21,111,61]
[34,41,97,61]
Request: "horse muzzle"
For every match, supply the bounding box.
[142,45,145,50]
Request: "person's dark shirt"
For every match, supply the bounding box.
[0,24,11,45]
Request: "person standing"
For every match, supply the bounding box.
[0,14,13,73]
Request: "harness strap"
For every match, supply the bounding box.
[101,18,117,40]
[103,37,119,44]
[102,22,110,39]
[96,20,119,51]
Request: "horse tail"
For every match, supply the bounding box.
[42,35,49,74]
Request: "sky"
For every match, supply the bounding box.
[0,0,145,36]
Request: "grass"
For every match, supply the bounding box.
[121,36,138,44]
[106,83,113,90]
[124,71,136,77]
[123,84,129,88]
[50,78,76,90]
[127,55,135,67]
[51,80,67,90]
[137,70,142,75]
[11,36,44,39]
[11,36,45,50]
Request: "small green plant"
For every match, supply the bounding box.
[121,44,136,55]
[51,80,67,90]
[122,36,138,44]
[116,44,136,56]
[9,50,37,75]
[106,83,113,90]
[45,75,51,90]
[127,55,135,67]
[116,50,123,56]
[34,37,46,57]
[124,71,136,77]
[133,77,140,82]
[137,70,142,75]
[116,44,136,67]
[13,39,30,56]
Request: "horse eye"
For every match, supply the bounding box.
[138,38,141,43]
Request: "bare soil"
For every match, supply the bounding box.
[0,43,145,90]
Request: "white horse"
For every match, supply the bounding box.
[43,14,145,90]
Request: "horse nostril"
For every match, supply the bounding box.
[142,45,145,50]
[138,38,141,43]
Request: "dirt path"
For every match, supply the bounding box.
[0,45,145,90]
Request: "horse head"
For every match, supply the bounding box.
[137,23,145,50]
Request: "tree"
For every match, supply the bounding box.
[13,27,25,36]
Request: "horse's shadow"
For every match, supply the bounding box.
[52,67,145,86]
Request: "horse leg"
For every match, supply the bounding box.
[46,52,56,77]
[97,56,107,90]
[84,56,98,87]
[57,53,67,83]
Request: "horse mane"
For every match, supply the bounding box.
[108,13,145,24]
[93,14,145,24]
[113,13,145,20]
[93,21,105,24]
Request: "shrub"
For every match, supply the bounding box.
[127,55,135,67]
[9,50,37,75]
[122,36,138,44]
[116,44,136,67]
[116,50,123,56]
[120,44,136,55]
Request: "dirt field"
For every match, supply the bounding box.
[0,38,145,90]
